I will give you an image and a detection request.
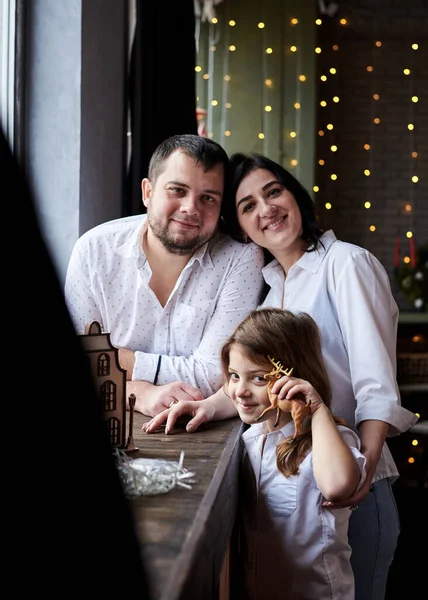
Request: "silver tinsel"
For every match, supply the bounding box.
[114,449,196,497]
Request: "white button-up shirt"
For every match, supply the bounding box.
[64,215,265,397]
[241,420,367,600]
[261,230,418,482]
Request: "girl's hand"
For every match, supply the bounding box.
[270,376,325,414]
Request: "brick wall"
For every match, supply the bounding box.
[314,0,428,310]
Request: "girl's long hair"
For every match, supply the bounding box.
[221,308,346,477]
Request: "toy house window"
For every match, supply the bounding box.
[102,380,117,411]
[98,353,110,376]
[107,417,121,446]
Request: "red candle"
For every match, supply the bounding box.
[409,236,416,268]
[394,236,400,269]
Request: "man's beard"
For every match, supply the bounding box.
[147,212,215,256]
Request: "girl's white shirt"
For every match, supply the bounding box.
[241,420,367,600]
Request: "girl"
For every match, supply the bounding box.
[221,307,366,600]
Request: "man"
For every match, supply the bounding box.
[65,134,265,416]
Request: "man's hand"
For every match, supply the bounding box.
[127,380,203,417]
[142,398,217,434]
[118,348,136,380]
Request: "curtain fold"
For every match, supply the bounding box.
[125,0,198,216]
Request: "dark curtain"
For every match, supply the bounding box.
[125,0,198,216]
[2,129,151,597]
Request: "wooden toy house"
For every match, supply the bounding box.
[79,321,127,448]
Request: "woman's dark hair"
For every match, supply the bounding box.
[221,153,324,251]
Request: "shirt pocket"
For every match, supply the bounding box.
[266,477,298,518]
[171,300,216,355]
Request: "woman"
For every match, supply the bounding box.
[143,152,418,600]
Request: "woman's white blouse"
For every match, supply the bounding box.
[261,230,418,482]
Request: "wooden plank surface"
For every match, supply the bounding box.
[128,413,244,600]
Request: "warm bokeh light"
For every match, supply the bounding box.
[212,17,218,24]
[331,174,338,180]
[408,124,414,130]
[291,18,298,25]
[258,22,265,29]
[373,94,380,100]
[374,117,380,124]
[412,152,418,158]
[331,145,338,152]
[195,65,202,72]
[265,105,272,112]
[258,133,265,139]
[225,130,231,136]
[320,100,327,107]
[294,102,301,109]
[299,74,306,81]
[313,186,319,192]
[224,75,231,81]
[405,204,412,212]
[266,47,273,54]
[290,131,297,138]
[327,124,334,130]
[364,169,371,176]
[290,45,297,52]
[265,79,272,87]
[370,225,376,231]
[325,202,332,209]
[364,144,371,150]
[319,159,325,165]
[229,20,236,26]
[211,100,218,106]
[375,41,382,47]
[365,201,371,209]
[229,45,236,51]
[321,75,327,81]
[367,66,373,72]
[333,96,340,103]
[406,231,413,238]
[412,176,419,183]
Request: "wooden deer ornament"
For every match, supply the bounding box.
[254,356,312,436]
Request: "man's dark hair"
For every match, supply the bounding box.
[148,133,229,183]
